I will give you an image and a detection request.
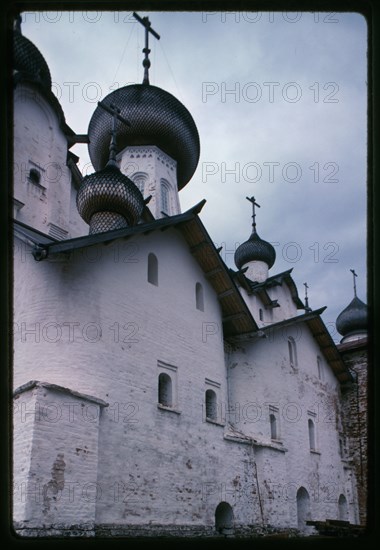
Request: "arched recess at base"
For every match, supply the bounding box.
[215,501,234,534]
[297,486,311,531]
[338,494,348,521]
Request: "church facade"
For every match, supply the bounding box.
[12,15,368,537]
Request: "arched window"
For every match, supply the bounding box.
[205,389,217,421]
[338,494,348,521]
[308,418,316,451]
[339,438,344,457]
[296,487,310,531]
[131,172,148,195]
[29,168,41,185]
[147,253,158,286]
[215,502,234,534]
[158,373,172,407]
[161,180,170,215]
[270,413,278,440]
[259,308,263,321]
[317,356,324,380]
[288,337,298,367]
[195,282,204,311]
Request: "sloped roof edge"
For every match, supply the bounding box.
[13,201,258,338]
[229,307,352,384]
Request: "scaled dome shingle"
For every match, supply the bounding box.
[14,29,52,90]
[336,296,367,338]
[235,231,276,270]
[87,84,200,190]
[77,165,145,227]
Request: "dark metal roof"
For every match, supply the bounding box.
[336,296,368,338]
[234,231,276,271]
[87,84,200,190]
[14,203,258,338]
[305,312,353,383]
[230,307,352,384]
[13,29,52,90]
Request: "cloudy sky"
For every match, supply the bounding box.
[20,10,368,341]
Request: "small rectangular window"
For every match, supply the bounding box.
[307,411,317,451]
[158,373,172,407]
[157,361,178,410]
[148,253,158,286]
[196,282,204,311]
[269,406,280,441]
[288,337,298,368]
[205,389,217,420]
[204,379,222,424]
[317,356,324,380]
[161,181,170,215]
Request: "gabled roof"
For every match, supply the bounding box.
[229,307,352,384]
[232,268,304,309]
[337,336,368,353]
[304,311,353,383]
[13,202,259,339]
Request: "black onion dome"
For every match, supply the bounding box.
[235,231,276,270]
[77,165,145,227]
[336,296,368,338]
[87,84,200,190]
[13,29,52,90]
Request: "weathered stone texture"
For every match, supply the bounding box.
[13,229,363,535]
[339,343,368,525]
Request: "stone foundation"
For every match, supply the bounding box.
[13,522,301,538]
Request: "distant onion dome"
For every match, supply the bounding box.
[13,19,52,91]
[77,164,145,234]
[235,231,276,270]
[87,84,200,190]
[336,296,368,339]
[234,197,276,271]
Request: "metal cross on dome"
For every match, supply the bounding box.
[133,12,161,85]
[350,268,358,297]
[97,101,131,165]
[304,282,311,312]
[246,196,260,233]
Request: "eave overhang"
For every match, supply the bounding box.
[13,201,258,338]
[232,268,304,309]
[229,307,352,384]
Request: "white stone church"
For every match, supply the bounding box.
[12,14,368,538]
